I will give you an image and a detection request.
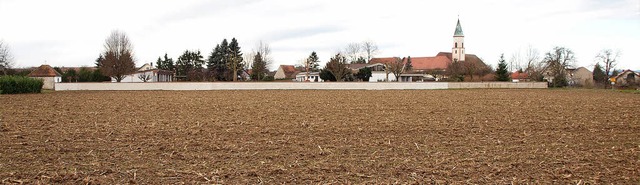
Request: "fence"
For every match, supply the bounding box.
[55,82,547,91]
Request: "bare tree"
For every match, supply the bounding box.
[0,40,14,75]
[137,72,152,82]
[509,50,521,72]
[523,46,544,81]
[244,41,273,70]
[362,40,379,62]
[462,61,480,81]
[343,42,362,63]
[543,46,575,87]
[243,51,256,70]
[255,41,272,69]
[387,57,406,82]
[325,53,350,82]
[100,30,136,82]
[596,49,620,89]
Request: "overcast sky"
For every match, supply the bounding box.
[1,0,638,71]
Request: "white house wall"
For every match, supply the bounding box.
[56,82,548,91]
[369,71,397,82]
[112,71,172,83]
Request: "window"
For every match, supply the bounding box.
[455,43,458,48]
[462,43,464,48]
[455,50,457,54]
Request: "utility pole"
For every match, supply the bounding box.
[228,47,238,82]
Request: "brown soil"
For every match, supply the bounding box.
[1,89,639,184]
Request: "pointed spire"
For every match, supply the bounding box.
[454,19,464,36]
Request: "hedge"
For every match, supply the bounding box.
[0,76,44,94]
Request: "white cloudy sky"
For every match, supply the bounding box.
[1,0,638,71]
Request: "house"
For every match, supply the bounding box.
[566,67,594,87]
[274,65,300,79]
[295,72,323,82]
[511,71,529,82]
[367,19,487,82]
[543,67,594,87]
[611,70,639,88]
[348,62,398,82]
[27,64,62,89]
[113,63,174,82]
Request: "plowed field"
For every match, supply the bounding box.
[1,89,639,184]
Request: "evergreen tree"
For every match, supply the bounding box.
[175,50,204,78]
[355,67,372,81]
[352,56,367,64]
[593,63,607,87]
[319,68,336,82]
[227,38,243,81]
[63,69,78,82]
[405,56,413,71]
[95,54,104,67]
[208,40,230,81]
[307,51,320,72]
[156,53,175,71]
[77,67,93,82]
[250,52,267,81]
[495,54,511,81]
[92,54,111,82]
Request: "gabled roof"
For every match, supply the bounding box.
[406,56,451,70]
[454,19,464,36]
[369,57,400,65]
[613,69,639,79]
[436,52,485,66]
[279,65,300,78]
[368,52,486,72]
[346,63,370,70]
[138,63,154,71]
[28,65,61,77]
[511,71,529,79]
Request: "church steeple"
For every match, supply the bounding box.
[454,19,464,36]
[452,18,465,62]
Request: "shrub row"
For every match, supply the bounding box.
[0,76,44,94]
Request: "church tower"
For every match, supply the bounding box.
[452,19,465,62]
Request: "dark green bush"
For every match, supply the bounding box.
[262,76,275,81]
[0,76,44,94]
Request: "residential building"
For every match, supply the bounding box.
[566,67,594,87]
[611,70,639,88]
[295,72,323,82]
[27,64,62,89]
[511,71,529,82]
[113,63,174,82]
[274,65,300,79]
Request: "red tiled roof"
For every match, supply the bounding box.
[28,65,61,77]
[369,57,400,65]
[280,65,296,73]
[369,52,487,71]
[511,71,529,79]
[279,65,300,78]
[407,56,451,70]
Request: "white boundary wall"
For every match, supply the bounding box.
[55,82,547,91]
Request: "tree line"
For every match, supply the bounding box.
[0,32,630,88]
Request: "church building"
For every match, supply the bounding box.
[367,18,488,82]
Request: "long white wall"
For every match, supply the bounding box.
[55,82,547,91]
